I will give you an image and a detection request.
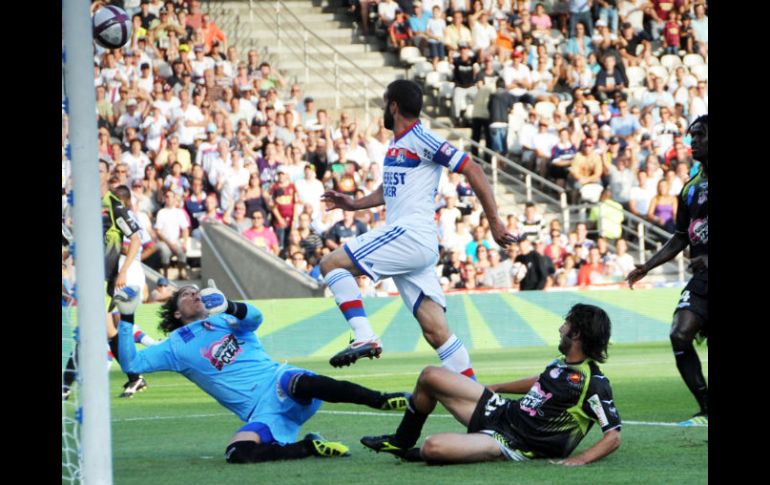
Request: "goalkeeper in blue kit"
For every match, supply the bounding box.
[113,282,409,463]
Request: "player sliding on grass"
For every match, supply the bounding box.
[112,281,409,464]
[320,79,518,374]
[361,304,621,466]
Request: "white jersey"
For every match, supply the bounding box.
[383,120,469,245]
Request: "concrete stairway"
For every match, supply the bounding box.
[207,0,406,112]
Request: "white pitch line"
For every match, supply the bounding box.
[136,357,708,388]
[111,410,706,427]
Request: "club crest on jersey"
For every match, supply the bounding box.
[567,372,583,387]
[688,217,708,245]
[520,382,553,417]
[201,334,242,370]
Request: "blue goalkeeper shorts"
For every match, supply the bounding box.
[238,366,322,444]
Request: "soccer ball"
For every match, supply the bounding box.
[92,6,132,49]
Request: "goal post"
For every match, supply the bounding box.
[62,0,114,484]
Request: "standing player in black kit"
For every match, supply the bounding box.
[627,115,708,426]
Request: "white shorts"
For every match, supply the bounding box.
[118,255,146,290]
[343,223,445,315]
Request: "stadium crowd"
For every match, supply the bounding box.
[62,0,707,301]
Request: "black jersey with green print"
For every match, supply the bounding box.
[506,357,621,459]
[676,168,708,260]
[102,191,140,295]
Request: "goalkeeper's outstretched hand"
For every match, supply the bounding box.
[200,279,228,315]
[114,286,141,316]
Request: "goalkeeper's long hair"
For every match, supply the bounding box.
[158,289,185,334]
[565,304,612,363]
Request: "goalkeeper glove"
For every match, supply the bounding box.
[200,279,228,315]
[114,286,141,316]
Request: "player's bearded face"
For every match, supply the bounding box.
[384,98,395,131]
[558,322,573,355]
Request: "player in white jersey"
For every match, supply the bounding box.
[320,80,518,375]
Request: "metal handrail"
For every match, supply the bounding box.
[211,0,674,260]
[247,0,371,109]
[241,0,569,202]
[563,203,686,280]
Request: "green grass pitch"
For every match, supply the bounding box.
[100,342,707,485]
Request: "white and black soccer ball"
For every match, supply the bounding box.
[92,5,132,49]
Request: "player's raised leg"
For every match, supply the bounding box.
[399,270,477,380]
[320,248,381,367]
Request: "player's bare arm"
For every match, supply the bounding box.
[486,375,539,394]
[116,232,141,290]
[550,428,621,466]
[459,160,518,248]
[626,232,689,288]
[322,184,384,211]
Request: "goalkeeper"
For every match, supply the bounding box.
[113,282,410,464]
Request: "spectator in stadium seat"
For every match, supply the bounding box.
[662,10,681,55]
[113,284,409,463]
[532,119,559,177]
[569,0,594,37]
[226,200,252,234]
[578,246,607,286]
[593,55,627,103]
[564,22,593,60]
[548,127,577,186]
[555,253,579,287]
[425,5,448,64]
[690,2,707,55]
[243,211,280,255]
[607,238,635,279]
[502,49,536,106]
[155,189,191,279]
[458,262,483,289]
[567,138,603,204]
[515,238,551,290]
[469,10,497,59]
[324,210,368,251]
[269,167,298,247]
[482,248,514,288]
[642,75,675,111]
[389,10,414,49]
[607,156,634,209]
[519,202,545,243]
[408,2,431,50]
[377,0,401,35]
[445,11,473,55]
[200,13,227,53]
[451,44,478,123]
[544,229,570,269]
[149,277,174,303]
[646,178,677,233]
[588,189,625,242]
[486,78,516,157]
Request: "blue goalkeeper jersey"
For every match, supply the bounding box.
[118,304,282,422]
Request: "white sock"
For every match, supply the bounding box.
[325,268,377,342]
[140,335,159,347]
[436,334,476,380]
